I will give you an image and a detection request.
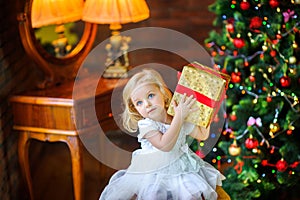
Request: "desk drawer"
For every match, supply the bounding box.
[11,102,76,130]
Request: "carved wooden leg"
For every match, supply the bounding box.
[18,132,34,200]
[65,136,84,200]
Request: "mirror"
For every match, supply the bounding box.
[17,0,98,88]
[33,21,85,58]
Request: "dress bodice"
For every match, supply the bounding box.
[137,118,194,153]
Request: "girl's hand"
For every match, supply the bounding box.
[172,93,198,121]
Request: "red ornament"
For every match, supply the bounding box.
[249,75,256,82]
[269,0,280,8]
[230,114,237,121]
[226,23,235,33]
[245,137,259,149]
[231,72,241,83]
[270,50,277,57]
[280,75,291,87]
[233,50,238,56]
[233,38,245,49]
[240,1,250,10]
[272,39,279,45]
[276,159,288,172]
[261,160,268,166]
[250,16,262,29]
[266,96,272,102]
[276,34,282,39]
[287,129,293,135]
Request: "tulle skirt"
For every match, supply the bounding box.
[99,151,224,200]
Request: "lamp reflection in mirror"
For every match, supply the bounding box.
[31,0,84,57]
[82,0,150,78]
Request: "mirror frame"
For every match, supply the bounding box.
[17,0,98,88]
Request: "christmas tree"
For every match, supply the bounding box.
[203,0,300,199]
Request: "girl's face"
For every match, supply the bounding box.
[130,84,167,122]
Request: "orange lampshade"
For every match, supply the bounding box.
[82,0,149,26]
[31,0,84,28]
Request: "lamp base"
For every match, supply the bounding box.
[103,27,130,79]
[103,65,128,78]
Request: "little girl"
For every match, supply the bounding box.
[99,68,229,200]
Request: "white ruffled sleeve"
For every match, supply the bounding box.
[137,118,159,139]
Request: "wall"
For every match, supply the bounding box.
[0,0,216,199]
[0,0,41,199]
[94,0,216,71]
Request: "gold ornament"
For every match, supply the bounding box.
[262,45,268,51]
[269,123,280,133]
[289,56,297,64]
[229,140,241,156]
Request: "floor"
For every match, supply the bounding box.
[25,130,139,200]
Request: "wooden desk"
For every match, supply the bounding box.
[10,76,126,200]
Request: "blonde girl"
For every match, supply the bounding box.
[99,68,230,200]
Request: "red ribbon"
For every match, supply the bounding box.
[175,84,218,108]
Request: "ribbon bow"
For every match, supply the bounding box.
[283,9,295,23]
[247,116,262,127]
[234,160,244,174]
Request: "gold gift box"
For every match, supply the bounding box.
[167,62,231,128]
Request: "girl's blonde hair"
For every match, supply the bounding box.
[122,68,172,132]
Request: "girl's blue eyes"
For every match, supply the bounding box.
[148,93,154,99]
[135,93,155,106]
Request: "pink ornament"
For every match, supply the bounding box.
[283,9,295,23]
[247,116,262,127]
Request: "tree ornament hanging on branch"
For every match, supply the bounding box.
[269,0,280,8]
[250,16,263,30]
[233,38,245,48]
[270,50,277,57]
[269,122,280,134]
[247,116,262,127]
[229,140,241,156]
[226,23,235,33]
[231,71,242,83]
[276,159,289,172]
[245,135,259,150]
[280,75,291,87]
[240,1,250,10]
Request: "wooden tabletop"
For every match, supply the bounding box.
[10,75,128,105]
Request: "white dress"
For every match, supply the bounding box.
[99,118,225,200]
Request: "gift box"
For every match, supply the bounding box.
[167,62,231,128]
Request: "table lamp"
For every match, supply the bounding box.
[31,0,84,57]
[82,0,150,78]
